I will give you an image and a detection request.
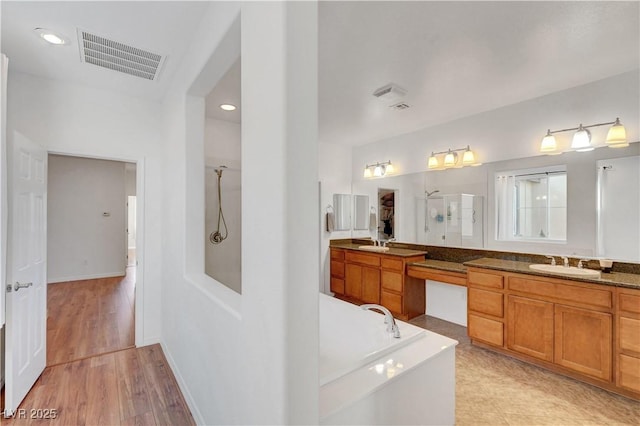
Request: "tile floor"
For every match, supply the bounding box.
[409,315,640,426]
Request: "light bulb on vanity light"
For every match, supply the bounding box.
[443,150,457,168]
[427,154,439,169]
[363,167,372,178]
[606,118,628,148]
[571,124,593,152]
[462,146,477,166]
[540,130,560,155]
[373,165,384,177]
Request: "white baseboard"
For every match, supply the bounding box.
[48,271,126,284]
[160,341,205,426]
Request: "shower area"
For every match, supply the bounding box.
[205,162,242,293]
[418,192,484,248]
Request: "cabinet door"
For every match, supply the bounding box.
[468,314,503,347]
[345,264,363,300]
[361,266,381,304]
[507,295,554,362]
[555,304,612,381]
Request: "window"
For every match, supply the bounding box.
[496,166,567,242]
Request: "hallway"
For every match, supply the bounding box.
[47,267,135,366]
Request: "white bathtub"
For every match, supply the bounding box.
[319,294,457,425]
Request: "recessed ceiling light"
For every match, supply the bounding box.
[34,28,67,45]
[219,104,237,111]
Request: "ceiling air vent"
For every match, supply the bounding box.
[372,83,407,102]
[390,102,410,110]
[77,29,165,81]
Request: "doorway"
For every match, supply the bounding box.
[46,155,137,366]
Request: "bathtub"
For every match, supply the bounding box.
[319,294,457,425]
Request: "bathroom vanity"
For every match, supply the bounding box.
[464,258,640,401]
[329,244,427,320]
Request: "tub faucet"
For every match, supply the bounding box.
[360,304,401,338]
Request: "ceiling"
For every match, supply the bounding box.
[1,1,209,102]
[2,1,639,145]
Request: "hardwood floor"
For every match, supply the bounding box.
[1,345,195,425]
[47,268,135,366]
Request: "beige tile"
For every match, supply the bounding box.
[411,315,640,426]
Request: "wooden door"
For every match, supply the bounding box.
[4,132,48,415]
[345,263,362,300]
[507,295,554,361]
[361,266,380,304]
[555,304,612,380]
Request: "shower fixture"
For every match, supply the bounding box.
[209,165,229,245]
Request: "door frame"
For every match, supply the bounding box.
[46,149,146,347]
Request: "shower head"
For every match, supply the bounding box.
[426,189,440,197]
[214,165,228,178]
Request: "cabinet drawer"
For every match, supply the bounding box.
[330,277,344,295]
[469,288,504,318]
[469,314,503,347]
[381,257,403,272]
[468,270,504,289]
[618,354,640,393]
[331,249,345,261]
[345,251,381,267]
[330,260,345,278]
[619,291,640,316]
[509,276,612,309]
[381,271,403,292]
[620,317,640,355]
[381,291,403,315]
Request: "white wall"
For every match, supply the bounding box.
[319,142,352,294]
[47,155,126,283]
[6,71,164,346]
[352,70,640,177]
[1,53,8,386]
[159,2,318,424]
[204,118,241,293]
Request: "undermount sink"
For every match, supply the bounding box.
[529,264,600,278]
[358,245,390,252]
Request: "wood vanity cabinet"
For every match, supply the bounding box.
[467,268,505,347]
[330,248,346,296]
[330,247,425,320]
[616,287,640,394]
[467,267,638,398]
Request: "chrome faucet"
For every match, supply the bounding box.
[381,238,396,248]
[361,304,401,338]
[545,255,556,266]
[561,256,569,267]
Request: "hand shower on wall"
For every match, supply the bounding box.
[424,189,440,232]
[210,166,229,244]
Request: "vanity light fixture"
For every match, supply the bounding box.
[427,145,479,170]
[364,160,394,178]
[539,117,628,154]
[34,28,67,45]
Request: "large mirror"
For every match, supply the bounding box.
[352,147,640,262]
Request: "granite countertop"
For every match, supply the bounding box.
[330,242,428,258]
[464,258,640,290]
[408,259,467,274]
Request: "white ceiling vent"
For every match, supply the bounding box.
[390,102,410,110]
[77,29,165,81]
[372,83,407,102]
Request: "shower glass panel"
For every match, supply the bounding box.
[423,194,483,248]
